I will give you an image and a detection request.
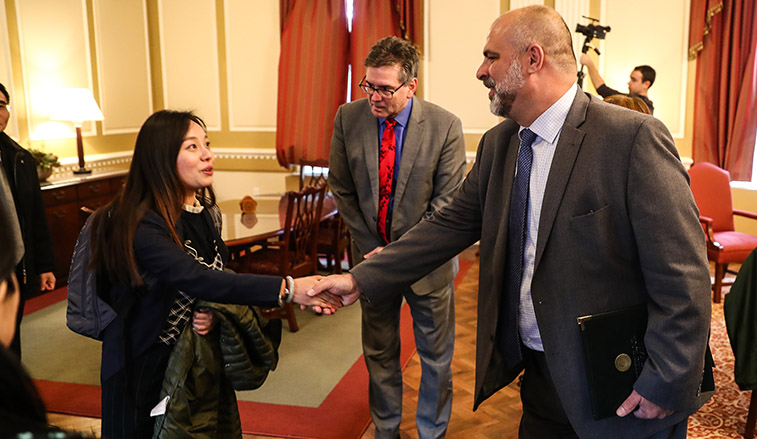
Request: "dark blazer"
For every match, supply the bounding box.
[0,133,55,293]
[100,209,282,381]
[349,90,713,438]
[724,248,757,390]
[328,97,467,293]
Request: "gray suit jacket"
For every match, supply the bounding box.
[328,97,467,294]
[349,90,713,438]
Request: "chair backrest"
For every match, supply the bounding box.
[299,159,329,190]
[280,183,326,276]
[689,162,735,232]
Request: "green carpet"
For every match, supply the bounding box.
[21,297,364,408]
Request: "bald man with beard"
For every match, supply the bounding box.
[310,6,712,438]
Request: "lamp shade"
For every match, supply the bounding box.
[49,88,104,125]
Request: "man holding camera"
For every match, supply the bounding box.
[579,54,656,114]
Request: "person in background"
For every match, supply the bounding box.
[328,36,467,439]
[579,54,656,114]
[0,83,57,359]
[312,6,712,439]
[89,110,339,438]
[603,94,652,114]
[0,169,89,438]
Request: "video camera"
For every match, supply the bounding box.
[575,16,611,87]
[576,23,611,47]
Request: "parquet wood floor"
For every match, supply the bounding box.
[47,245,522,439]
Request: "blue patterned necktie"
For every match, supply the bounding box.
[500,128,537,368]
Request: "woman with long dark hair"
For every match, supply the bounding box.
[90,110,337,438]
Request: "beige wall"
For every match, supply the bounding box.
[1,0,699,162]
[2,0,753,230]
[1,0,283,169]
[733,186,757,236]
[0,0,740,173]
[424,0,697,159]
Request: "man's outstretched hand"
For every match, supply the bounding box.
[305,274,363,313]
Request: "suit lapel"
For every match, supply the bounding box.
[359,105,380,211]
[393,97,424,210]
[496,130,522,261]
[534,91,589,269]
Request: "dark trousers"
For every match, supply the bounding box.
[101,343,172,439]
[519,347,578,439]
[518,347,688,439]
[9,293,24,357]
[10,281,36,358]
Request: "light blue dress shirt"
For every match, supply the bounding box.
[518,84,578,351]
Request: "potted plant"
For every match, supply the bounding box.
[29,149,61,182]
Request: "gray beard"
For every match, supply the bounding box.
[487,57,524,118]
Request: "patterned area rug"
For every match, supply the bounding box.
[690,297,753,438]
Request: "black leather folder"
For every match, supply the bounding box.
[577,305,648,420]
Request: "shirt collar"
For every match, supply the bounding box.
[520,84,578,144]
[380,96,413,127]
[183,202,204,214]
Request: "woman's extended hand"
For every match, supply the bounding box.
[292,275,342,314]
[192,307,216,335]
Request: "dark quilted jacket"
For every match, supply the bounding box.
[152,302,281,439]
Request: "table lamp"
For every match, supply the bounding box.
[50,88,104,174]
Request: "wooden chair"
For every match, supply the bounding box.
[299,160,352,274]
[689,162,757,302]
[226,183,327,332]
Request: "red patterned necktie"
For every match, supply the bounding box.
[377,118,397,244]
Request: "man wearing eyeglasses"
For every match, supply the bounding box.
[0,83,57,359]
[328,36,466,439]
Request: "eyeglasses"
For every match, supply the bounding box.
[0,102,9,111]
[358,77,408,99]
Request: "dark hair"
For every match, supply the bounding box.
[603,95,651,114]
[0,83,8,103]
[364,36,419,84]
[0,346,49,434]
[90,110,215,286]
[634,65,656,87]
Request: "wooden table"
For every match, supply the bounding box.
[217,193,337,249]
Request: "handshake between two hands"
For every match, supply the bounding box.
[192,273,363,335]
[292,274,362,314]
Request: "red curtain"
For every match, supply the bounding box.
[276,0,349,167]
[690,0,757,181]
[349,0,422,101]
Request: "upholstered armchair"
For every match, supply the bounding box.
[689,162,757,303]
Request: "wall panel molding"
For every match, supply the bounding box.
[0,0,18,138]
[93,0,153,135]
[601,0,689,138]
[158,0,222,131]
[509,0,545,8]
[52,146,278,176]
[224,0,279,132]
[424,0,500,133]
[16,0,97,141]
[555,0,590,64]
